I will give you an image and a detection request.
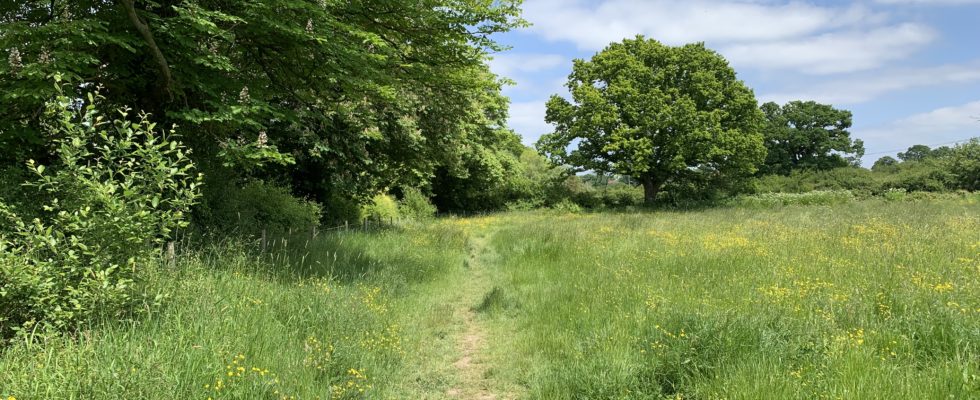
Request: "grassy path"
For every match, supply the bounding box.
[444,230,508,400]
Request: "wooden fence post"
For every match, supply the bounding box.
[166,241,175,267]
[261,229,267,253]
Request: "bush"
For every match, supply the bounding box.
[557,176,602,209]
[877,160,952,193]
[547,177,646,209]
[201,180,322,235]
[0,91,200,339]
[551,199,582,213]
[600,184,644,207]
[728,190,854,208]
[362,194,399,222]
[398,188,436,220]
[323,194,364,226]
[947,138,979,191]
[882,188,908,202]
[755,168,877,194]
[505,199,541,211]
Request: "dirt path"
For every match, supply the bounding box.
[445,232,507,400]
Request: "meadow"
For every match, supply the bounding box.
[2,196,978,399]
[484,198,979,399]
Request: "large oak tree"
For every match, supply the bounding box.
[537,37,766,204]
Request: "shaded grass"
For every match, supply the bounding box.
[0,222,470,399]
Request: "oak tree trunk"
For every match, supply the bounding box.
[642,176,662,205]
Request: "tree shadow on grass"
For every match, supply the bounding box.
[194,224,464,287]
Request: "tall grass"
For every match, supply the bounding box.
[0,222,469,399]
[2,198,978,399]
[484,198,979,399]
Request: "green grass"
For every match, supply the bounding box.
[0,222,472,399]
[2,198,979,399]
[484,198,980,399]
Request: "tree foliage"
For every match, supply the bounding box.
[872,156,899,171]
[1,0,526,208]
[537,37,766,204]
[895,144,955,163]
[946,139,980,191]
[760,101,864,175]
[758,138,979,195]
[897,144,933,162]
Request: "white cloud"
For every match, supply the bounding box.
[856,100,980,158]
[508,101,552,146]
[521,0,933,75]
[523,0,883,50]
[722,24,935,74]
[487,53,566,78]
[760,61,980,104]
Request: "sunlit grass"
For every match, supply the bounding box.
[2,197,978,399]
[484,198,979,399]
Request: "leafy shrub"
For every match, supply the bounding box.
[728,190,854,208]
[548,177,645,209]
[323,194,364,226]
[201,180,321,235]
[882,188,908,202]
[362,194,399,222]
[755,167,877,194]
[398,188,436,220]
[877,160,952,193]
[947,138,979,191]
[600,184,644,207]
[557,177,602,209]
[551,199,583,213]
[505,199,542,211]
[0,91,200,339]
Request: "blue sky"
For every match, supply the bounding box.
[487,0,980,166]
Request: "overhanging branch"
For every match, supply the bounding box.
[120,0,173,102]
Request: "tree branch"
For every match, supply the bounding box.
[120,0,173,102]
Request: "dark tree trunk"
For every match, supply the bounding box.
[642,175,661,205]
